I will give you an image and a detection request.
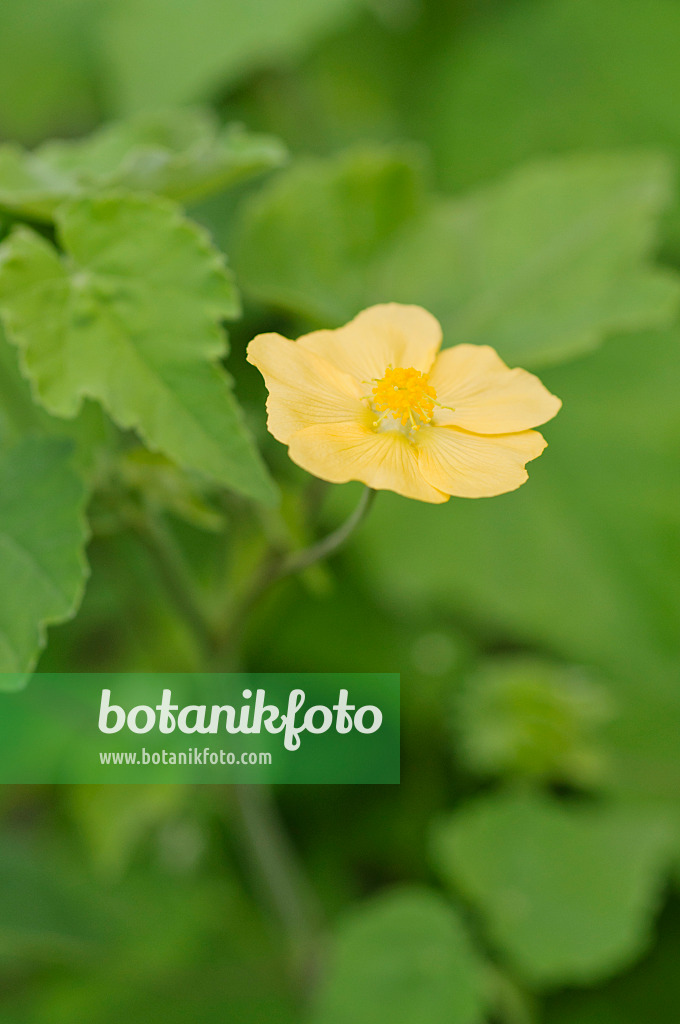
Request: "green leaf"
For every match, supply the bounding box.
[100,0,362,115]
[432,791,676,987]
[236,150,679,367]
[0,320,52,445]
[544,902,680,1024]
[0,109,287,221]
[311,886,487,1024]
[0,194,276,505]
[0,437,89,675]
[378,154,680,367]
[0,321,116,480]
[235,145,428,325]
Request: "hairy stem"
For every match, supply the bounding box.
[278,486,376,579]
[216,487,377,659]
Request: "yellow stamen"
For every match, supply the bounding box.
[370,366,437,429]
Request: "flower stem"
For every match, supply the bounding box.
[277,486,376,579]
[215,486,377,659]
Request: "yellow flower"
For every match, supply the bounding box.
[247,304,561,503]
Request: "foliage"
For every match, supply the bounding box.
[0,438,88,675]
[432,791,675,986]
[0,108,286,220]
[310,887,487,1024]
[1,0,680,1022]
[0,194,275,506]
[235,150,679,365]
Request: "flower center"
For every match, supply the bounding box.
[370,366,437,430]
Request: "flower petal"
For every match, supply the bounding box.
[288,420,449,503]
[429,344,562,433]
[247,332,364,444]
[297,304,442,383]
[417,424,548,498]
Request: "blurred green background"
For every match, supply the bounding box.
[1,0,680,1021]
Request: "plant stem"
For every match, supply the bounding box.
[232,784,324,990]
[278,486,376,579]
[215,487,377,660]
[132,500,348,995]
[134,511,216,659]
[134,486,378,997]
